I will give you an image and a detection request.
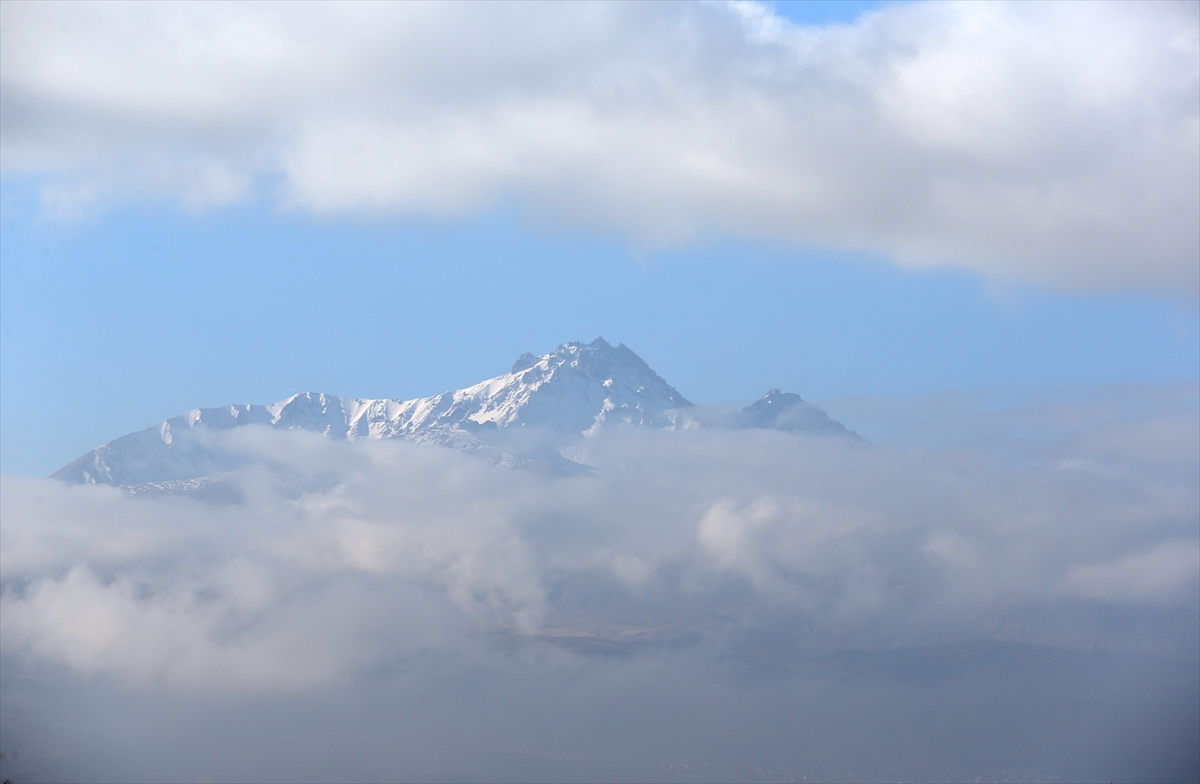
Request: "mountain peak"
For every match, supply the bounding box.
[738,389,853,437]
[515,338,623,372]
[512,353,540,373]
[478,338,690,433]
[568,336,611,349]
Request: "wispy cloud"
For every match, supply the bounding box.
[2,1,1196,293]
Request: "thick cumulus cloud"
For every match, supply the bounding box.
[1,385,1197,781]
[1,1,1197,294]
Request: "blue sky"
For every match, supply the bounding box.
[768,0,888,25]
[1,0,1197,474]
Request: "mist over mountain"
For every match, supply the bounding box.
[53,338,856,488]
[5,350,1196,782]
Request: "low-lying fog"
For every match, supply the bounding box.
[2,385,1197,782]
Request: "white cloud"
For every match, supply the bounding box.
[1,388,1197,781]
[2,1,1196,293]
[1062,539,1200,605]
[2,386,1196,696]
[698,495,877,602]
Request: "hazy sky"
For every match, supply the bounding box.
[0,2,1198,782]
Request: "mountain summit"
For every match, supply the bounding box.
[737,389,853,437]
[53,339,853,487]
[419,337,691,435]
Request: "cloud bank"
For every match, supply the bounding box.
[2,385,1197,781]
[2,1,1197,294]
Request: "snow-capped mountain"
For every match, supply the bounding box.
[53,338,854,487]
[737,389,856,437]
